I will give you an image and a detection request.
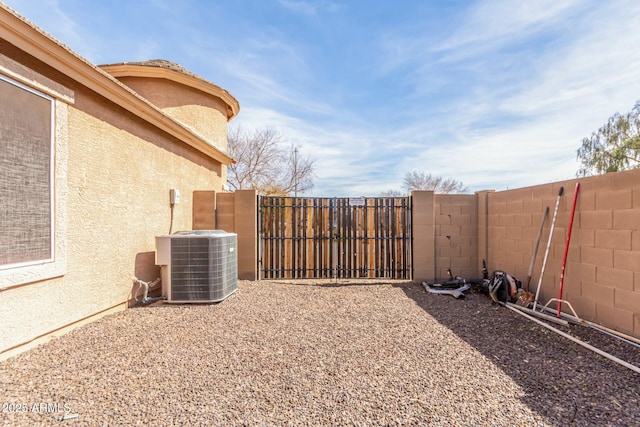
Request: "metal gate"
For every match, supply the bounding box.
[258,196,412,279]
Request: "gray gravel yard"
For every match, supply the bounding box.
[1,280,639,426]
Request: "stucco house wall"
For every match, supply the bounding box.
[0,6,238,359]
[117,77,229,152]
[100,61,238,155]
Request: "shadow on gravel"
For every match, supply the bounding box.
[394,281,640,427]
[266,278,407,287]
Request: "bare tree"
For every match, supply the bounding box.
[402,171,468,194]
[227,127,315,196]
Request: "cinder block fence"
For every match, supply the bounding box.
[196,167,640,339]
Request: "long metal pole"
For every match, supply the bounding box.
[557,182,580,317]
[539,305,640,347]
[527,206,549,291]
[504,303,640,374]
[533,187,564,311]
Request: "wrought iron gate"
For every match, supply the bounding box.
[258,196,412,279]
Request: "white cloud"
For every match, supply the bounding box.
[436,0,584,56]
[380,0,640,194]
[278,0,318,15]
[6,0,639,197]
[277,0,343,16]
[499,1,640,121]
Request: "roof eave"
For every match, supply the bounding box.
[100,63,240,121]
[0,6,234,166]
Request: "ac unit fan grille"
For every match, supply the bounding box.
[170,236,238,302]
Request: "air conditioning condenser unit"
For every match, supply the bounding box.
[155,230,238,303]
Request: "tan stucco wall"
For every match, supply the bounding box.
[113,76,230,153]
[0,53,227,356]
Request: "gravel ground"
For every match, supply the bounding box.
[1,280,639,426]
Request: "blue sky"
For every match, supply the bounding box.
[5,0,640,196]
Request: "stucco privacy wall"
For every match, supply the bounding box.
[0,7,236,358]
[484,168,640,337]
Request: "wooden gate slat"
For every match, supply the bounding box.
[258,196,411,280]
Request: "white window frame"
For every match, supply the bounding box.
[0,70,68,290]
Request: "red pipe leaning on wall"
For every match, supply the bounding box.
[557,182,580,318]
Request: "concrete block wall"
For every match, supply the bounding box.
[434,194,478,279]
[485,168,640,337]
[411,191,480,282]
[213,171,640,338]
[411,191,436,282]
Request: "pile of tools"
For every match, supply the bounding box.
[422,183,640,374]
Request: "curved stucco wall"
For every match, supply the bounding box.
[114,76,229,153]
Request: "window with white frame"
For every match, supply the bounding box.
[0,75,54,269]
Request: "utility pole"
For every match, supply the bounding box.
[293,146,298,198]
